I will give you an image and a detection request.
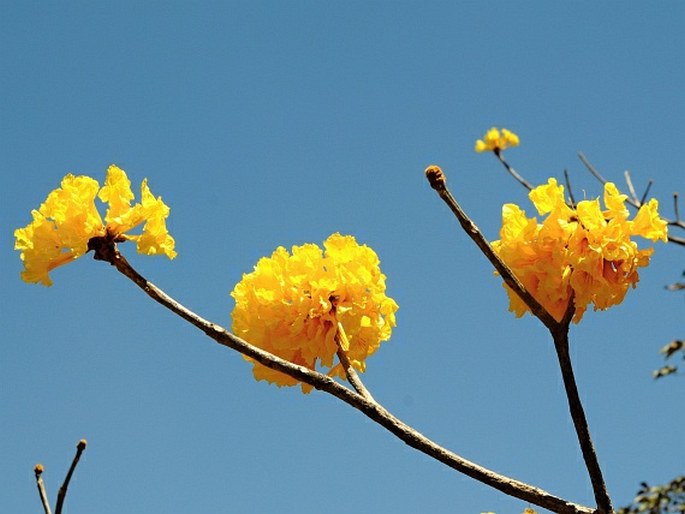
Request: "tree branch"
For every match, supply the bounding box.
[495,149,534,191]
[424,165,559,332]
[335,323,376,403]
[34,464,52,514]
[425,165,612,513]
[551,324,613,514]
[100,246,594,514]
[55,439,87,514]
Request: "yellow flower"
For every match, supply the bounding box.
[231,233,398,392]
[14,164,176,286]
[492,178,668,323]
[475,127,520,153]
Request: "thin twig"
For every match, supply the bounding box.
[578,152,610,189]
[55,439,87,514]
[34,464,52,514]
[101,247,593,514]
[424,166,559,332]
[495,150,534,191]
[639,179,654,206]
[551,324,613,514]
[673,193,682,224]
[564,169,577,208]
[623,171,639,205]
[335,323,376,403]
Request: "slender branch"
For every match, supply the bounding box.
[623,171,639,205]
[335,322,376,403]
[564,169,577,208]
[673,193,683,226]
[551,326,612,514]
[34,464,52,514]
[100,247,594,514]
[424,165,559,332]
[578,153,610,190]
[639,179,653,207]
[55,439,87,514]
[495,150,534,191]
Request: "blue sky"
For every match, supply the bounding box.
[2,2,683,513]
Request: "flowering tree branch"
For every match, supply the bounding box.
[97,242,594,514]
[425,165,613,514]
[491,149,684,246]
[577,152,684,246]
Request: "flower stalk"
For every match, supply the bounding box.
[335,322,376,403]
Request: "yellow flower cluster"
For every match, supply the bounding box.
[231,233,398,392]
[475,127,520,153]
[14,165,176,286]
[492,178,668,322]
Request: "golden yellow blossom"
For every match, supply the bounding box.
[492,178,668,323]
[14,165,176,286]
[231,233,398,392]
[475,127,520,153]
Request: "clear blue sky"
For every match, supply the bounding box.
[2,2,683,513]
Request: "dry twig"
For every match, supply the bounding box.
[55,439,87,514]
[34,464,52,514]
[33,439,87,514]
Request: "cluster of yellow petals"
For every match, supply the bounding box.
[492,178,668,323]
[14,165,176,286]
[475,127,520,153]
[231,233,398,392]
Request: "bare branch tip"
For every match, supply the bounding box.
[425,164,446,191]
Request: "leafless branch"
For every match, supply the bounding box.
[495,150,534,191]
[639,179,654,206]
[34,465,52,514]
[578,152,610,186]
[425,165,558,332]
[564,169,577,207]
[552,325,613,514]
[624,171,639,205]
[55,439,87,514]
[674,193,683,225]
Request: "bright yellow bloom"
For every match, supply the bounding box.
[14,165,176,286]
[231,233,398,392]
[492,178,668,323]
[475,127,520,153]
